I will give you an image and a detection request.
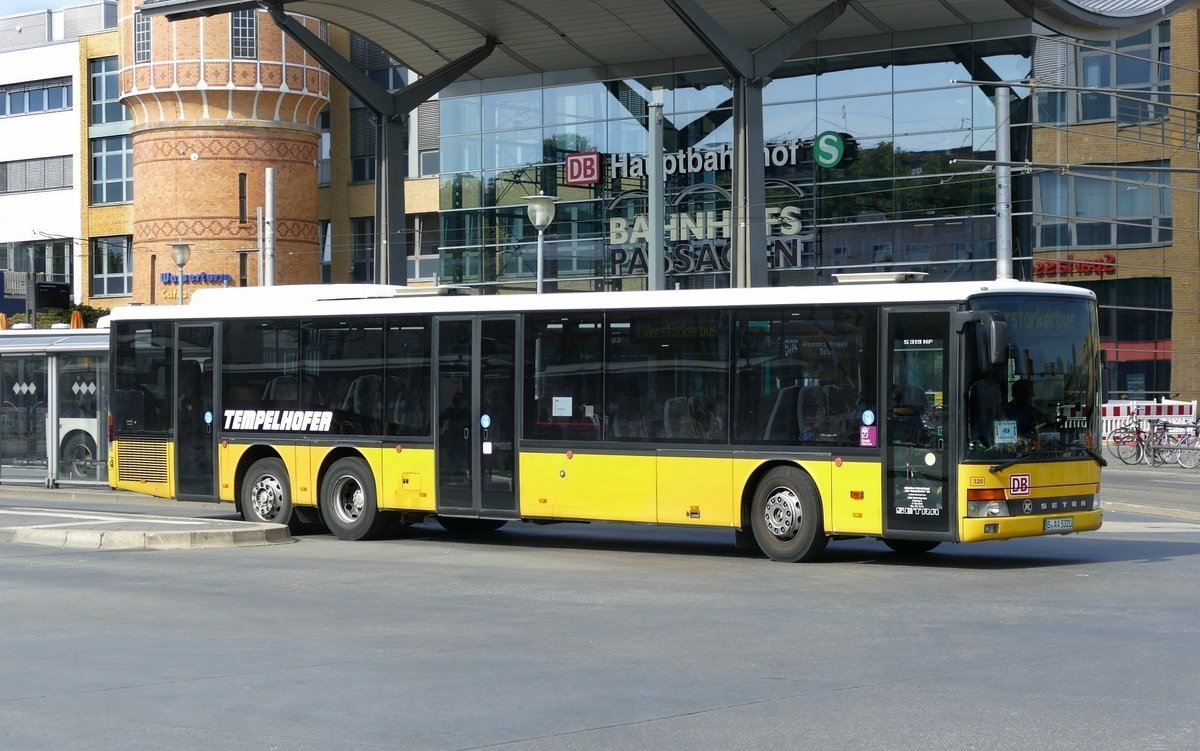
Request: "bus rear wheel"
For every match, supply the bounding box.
[241,458,293,525]
[750,466,828,562]
[61,432,97,479]
[320,457,390,541]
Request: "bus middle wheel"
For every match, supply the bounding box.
[320,457,389,541]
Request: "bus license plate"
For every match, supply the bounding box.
[1044,517,1074,532]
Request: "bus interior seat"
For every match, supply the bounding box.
[343,374,384,420]
[664,396,700,439]
[261,374,315,405]
[609,395,647,439]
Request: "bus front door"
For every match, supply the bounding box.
[435,317,519,519]
[175,324,216,500]
[883,309,953,539]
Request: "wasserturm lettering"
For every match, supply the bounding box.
[160,271,236,285]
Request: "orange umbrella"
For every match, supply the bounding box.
[0,312,8,330]
[70,309,84,329]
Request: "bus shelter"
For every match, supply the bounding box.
[0,327,108,487]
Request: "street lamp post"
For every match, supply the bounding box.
[170,242,192,306]
[525,192,557,294]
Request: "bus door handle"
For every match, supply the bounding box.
[463,428,470,440]
[937,438,945,451]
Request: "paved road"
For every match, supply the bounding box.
[0,456,1194,550]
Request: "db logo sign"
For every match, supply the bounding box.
[1009,473,1031,496]
[565,151,601,186]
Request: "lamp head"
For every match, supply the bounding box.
[525,192,557,231]
[170,242,192,267]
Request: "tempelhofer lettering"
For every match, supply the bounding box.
[222,409,333,432]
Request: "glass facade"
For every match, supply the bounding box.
[438,38,1031,294]
[434,24,1197,403]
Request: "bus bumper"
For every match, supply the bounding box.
[960,509,1103,542]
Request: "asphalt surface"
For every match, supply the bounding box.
[0,455,1195,551]
[0,486,292,551]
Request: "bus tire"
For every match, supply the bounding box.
[61,432,97,479]
[883,539,941,556]
[242,458,293,525]
[320,457,389,541]
[436,516,508,534]
[750,466,828,562]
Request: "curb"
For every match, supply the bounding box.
[0,523,294,551]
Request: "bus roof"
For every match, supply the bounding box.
[107,279,1095,323]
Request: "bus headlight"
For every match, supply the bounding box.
[966,488,1009,518]
[967,501,1009,518]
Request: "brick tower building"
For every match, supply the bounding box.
[118,0,328,304]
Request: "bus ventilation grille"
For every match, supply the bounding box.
[117,440,169,484]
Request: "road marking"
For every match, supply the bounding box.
[1099,520,1200,534]
[0,508,213,526]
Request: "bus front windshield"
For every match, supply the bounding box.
[964,294,1100,462]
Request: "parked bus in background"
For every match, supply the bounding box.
[106,278,1104,561]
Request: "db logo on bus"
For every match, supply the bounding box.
[1009,473,1032,496]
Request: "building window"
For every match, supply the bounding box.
[351,217,375,282]
[90,135,133,204]
[134,13,151,64]
[0,78,72,118]
[231,9,258,60]
[91,236,133,296]
[1078,22,1170,124]
[0,155,71,194]
[89,57,129,125]
[319,220,332,283]
[351,33,405,90]
[317,109,331,186]
[2,240,72,283]
[1036,161,1171,249]
[350,107,377,183]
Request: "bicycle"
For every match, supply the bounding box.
[1173,422,1200,469]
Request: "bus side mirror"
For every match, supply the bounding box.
[954,310,1009,368]
[986,319,1009,367]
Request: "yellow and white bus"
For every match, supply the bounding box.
[107,278,1104,561]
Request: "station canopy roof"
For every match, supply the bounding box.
[139,0,1194,82]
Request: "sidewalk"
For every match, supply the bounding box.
[0,485,293,551]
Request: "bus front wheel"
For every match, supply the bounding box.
[241,458,293,525]
[750,466,828,562]
[320,457,389,541]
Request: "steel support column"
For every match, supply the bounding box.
[665,0,848,287]
[262,2,496,285]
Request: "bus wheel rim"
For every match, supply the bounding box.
[763,486,802,540]
[251,476,284,520]
[332,475,365,524]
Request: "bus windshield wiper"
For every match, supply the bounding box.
[989,450,1058,474]
[988,444,1107,473]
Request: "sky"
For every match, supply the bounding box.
[3,0,89,15]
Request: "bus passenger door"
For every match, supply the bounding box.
[175,325,216,500]
[883,309,953,539]
[435,317,519,518]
